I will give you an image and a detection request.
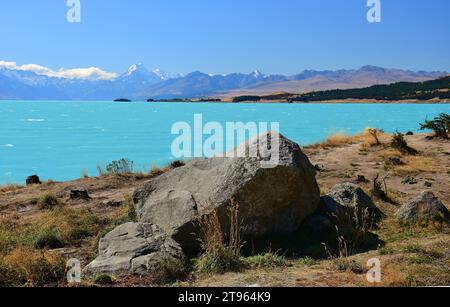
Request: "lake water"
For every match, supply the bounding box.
[1,100,449,184]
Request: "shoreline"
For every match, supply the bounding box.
[1,99,449,104]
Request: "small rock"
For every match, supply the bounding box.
[402,176,418,185]
[397,191,450,222]
[170,160,185,169]
[406,131,414,136]
[70,189,91,201]
[324,183,381,215]
[355,175,369,184]
[26,175,41,185]
[105,200,124,207]
[424,181,433,188]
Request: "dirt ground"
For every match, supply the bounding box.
[0,133,449,287]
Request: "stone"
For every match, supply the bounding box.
[355,175,369,184]
[83,222,184,277]
[70,189,91,201]
[301,183,383,234]
[26,175,41,185]
[324,183,380,214]
[397,191,450,222]
[104,200,124,207]
[133,132,320,253]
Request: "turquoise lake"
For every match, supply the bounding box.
[0,101,449,184]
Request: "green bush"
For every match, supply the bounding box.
[420,113,450,139]
[97,158,134,175]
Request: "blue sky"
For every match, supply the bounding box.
[0,0,449,75]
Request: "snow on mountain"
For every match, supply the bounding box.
[0,60,447,100]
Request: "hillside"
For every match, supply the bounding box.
[289,76,450,102]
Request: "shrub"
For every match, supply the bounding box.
[98,158,134,175]
[420,113,450,139]
[195,199,244,274]
[366,128,383,145]
[390,132,418,155]
[37,193,60,210]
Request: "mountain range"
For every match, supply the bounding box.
[0,62,447,100]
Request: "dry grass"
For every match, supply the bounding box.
[0,247,66,287]
[149,166,171,178]
[195,199,244,274]
[0,184,24,194]
[308,128,386,149]
[0,208,108,254]
[390,156,441,176]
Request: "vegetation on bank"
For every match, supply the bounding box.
[230,76,450,103]
[289,76,450,102]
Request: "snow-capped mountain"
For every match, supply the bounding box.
[0,61,447,100]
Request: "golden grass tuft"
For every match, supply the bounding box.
[0,247,65,287]
[0,184,24,194]
[308,127,385,149]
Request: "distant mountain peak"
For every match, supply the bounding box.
[123,63,148,77]
[252,69,264,78]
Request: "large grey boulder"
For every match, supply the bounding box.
[83,223,184,277]
[302,183,382,234]
[322,183,379,214]
[133,132,320,253]
[397,191,450,222]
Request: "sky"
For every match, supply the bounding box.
[0,0,449,76]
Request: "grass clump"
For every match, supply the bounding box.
[195,199,244,274]
[244,252,288,269]
[37,193,60,210]
[333,207,377,257]
[152,257,188,285]
[33,229,64,249]
[94,274,115,285]
[333,258,364,274]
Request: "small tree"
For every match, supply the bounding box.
[420,113,450,139]
[367,128,383,145]
[390,131,418,155]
